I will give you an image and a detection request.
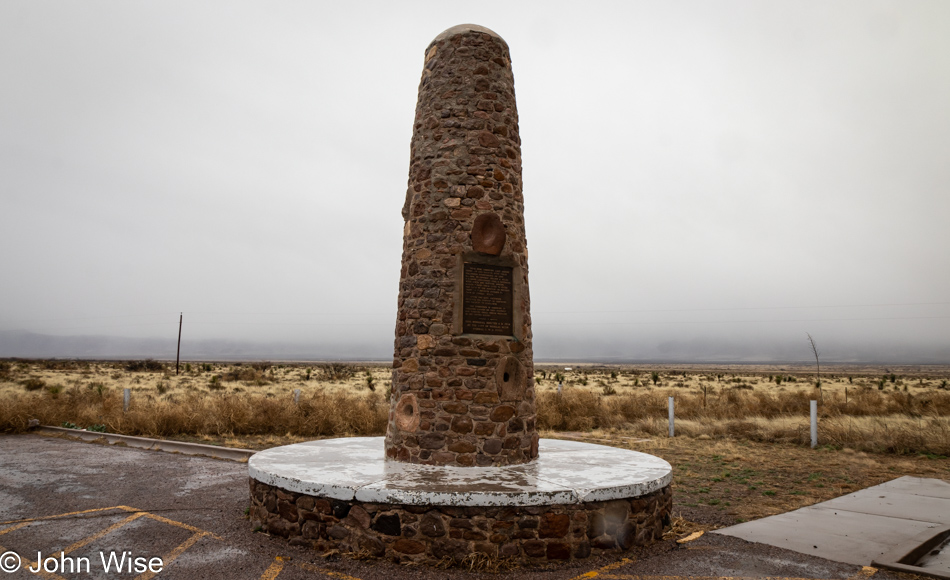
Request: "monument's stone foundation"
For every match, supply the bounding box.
[249,438,672,565]
[386,24,537,467]
[250,481,671,564]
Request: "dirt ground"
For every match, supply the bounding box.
[154,430,950,541]
[611,435,949,531]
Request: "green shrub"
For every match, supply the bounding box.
[125,359,164,372]
[318,363,354,381]
[21,378,45,391]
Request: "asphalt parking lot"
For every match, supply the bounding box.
[0,434,908,579]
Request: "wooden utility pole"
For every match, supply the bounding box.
[176,313,183,376]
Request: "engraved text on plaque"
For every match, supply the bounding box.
[462,262,513,335]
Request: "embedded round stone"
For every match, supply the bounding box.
[394,394,419,432]
[471,213,506,255]
[496,355,525,401]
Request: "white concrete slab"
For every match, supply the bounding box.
[36,426,256,461]
[817,489,950,525]
[876,477,950,500]
[248,437,672,506]
[719,505,942,565]
[715,476,950,569]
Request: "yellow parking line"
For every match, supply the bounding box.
[599,576,827,580]
[571,561,831,580]
[259,557,364,580]
[1,543,66,580]
[260,556,285,580]
[19,562,66,580]
[135,530,211,580]
[13,512,146,580]
[124,508,222,540]
[0,505,219,579]
[296,560,364,580]
[569,558,634,580]
[61,512,146,556]
[3,506,219,539]
[0,521,32,536]
[0,506,125,526]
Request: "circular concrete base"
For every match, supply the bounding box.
[249,437,672,564]
[250,437,671,506]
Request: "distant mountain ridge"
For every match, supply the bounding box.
[1,329,947,364]
[0,330,388,361]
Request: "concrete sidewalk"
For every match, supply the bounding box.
[715,476,950,576]
[35,425,257,461]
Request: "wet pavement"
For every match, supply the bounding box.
[0,433,917,579]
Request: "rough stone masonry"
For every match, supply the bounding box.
[250,479,672,564]
[384,24,538,466]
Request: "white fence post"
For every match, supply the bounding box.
[668,396,675,437]
[123,388,130,413]
[293,389,301,404]
[810,400,818,448]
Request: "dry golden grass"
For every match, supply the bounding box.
[0,359,390,398]
[534,364,950,456]
[2,360,950,456]
[543,433,950,530]
[0,359,389,438]
[536,387,950,456]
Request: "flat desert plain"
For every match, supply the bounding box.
[1,358,949,532]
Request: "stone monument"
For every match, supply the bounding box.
[385,23,537,467]
[248,24,673,565]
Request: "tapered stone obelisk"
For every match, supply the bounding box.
[385,24,538,466]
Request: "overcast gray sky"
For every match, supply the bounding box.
[2,1,948,362]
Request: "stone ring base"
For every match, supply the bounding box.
[248,437,672,564]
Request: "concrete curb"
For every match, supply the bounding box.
[872,525,950,580]
[35,426,256,462]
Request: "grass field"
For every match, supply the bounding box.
[2,358,948,536]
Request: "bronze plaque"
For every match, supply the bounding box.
[462,262,513,335]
